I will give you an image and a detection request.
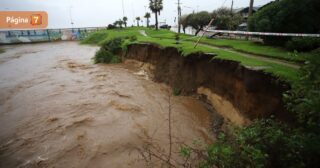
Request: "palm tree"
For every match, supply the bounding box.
[149,0,163,30]
[123,16,128,27]
[136,17,141,27]
[144,12,151,27]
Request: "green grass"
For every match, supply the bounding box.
[189,38,306,63]
[0,48,4,54]
[144,29,307,63]
[81,27,302,82]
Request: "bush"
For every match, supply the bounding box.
[107,24,116,30]
[101,37,124,54]
[94,49,114,63]
[196,119,320,168]
[248,0,320,46]
[286,37,320,52]
[285,48,320,130]
[93,37,125,64]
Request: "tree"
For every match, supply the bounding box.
[144,12,151,27]
[136,17,141,27]
[248,0,320,45]
[149,0,163,30]
[123,16,128,27]
[118,19,124,28]
[179,14,189,34]
[211,7,243,30]
[186,11,211,35]
[113,19,124,28]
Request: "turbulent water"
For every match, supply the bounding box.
[0,42,213,168]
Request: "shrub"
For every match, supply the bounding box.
[101,37,124,54]
[248,0,320,46]
[195,119,320,168]
[107,24,116,30]
[284,48,320,129]
[285,37,320,52]
[93,49,114,63]
[93,37,125,64]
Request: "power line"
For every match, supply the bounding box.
[221,0,228,7]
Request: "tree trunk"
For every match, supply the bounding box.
[155,12,158,30]
[147,18,149,28]
[195,29,201,36]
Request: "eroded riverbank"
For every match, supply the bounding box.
[0,42,214,167]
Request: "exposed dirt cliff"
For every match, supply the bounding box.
[124,43,291,125]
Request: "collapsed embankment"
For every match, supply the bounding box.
[124,43,291,125]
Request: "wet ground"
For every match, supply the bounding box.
[0,42,213,168]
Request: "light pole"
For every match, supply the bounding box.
[122,0,125,17]
[69,6,74,31]
[177,0,182,33]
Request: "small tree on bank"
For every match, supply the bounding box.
[149,0,163,30]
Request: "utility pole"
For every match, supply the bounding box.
[121,0,125,17]
[248,0,254,17]
[231,0,234,13]
[177,0,182,33]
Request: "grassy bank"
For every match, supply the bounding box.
[81,27,302,82]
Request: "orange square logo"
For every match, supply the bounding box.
[31,14,42,25]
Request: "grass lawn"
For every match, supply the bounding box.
[81,27,302,82]
[143,28,307,63]
[189,38,306,63]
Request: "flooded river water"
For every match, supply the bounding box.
[0,42,213,167]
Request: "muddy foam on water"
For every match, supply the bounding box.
[0,42,214,168]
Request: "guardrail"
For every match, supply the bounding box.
[205,30,320,37]
[0,27,107,44]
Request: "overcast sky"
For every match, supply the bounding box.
[0,0,273,29]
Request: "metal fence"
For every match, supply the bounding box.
[0,27,106,44]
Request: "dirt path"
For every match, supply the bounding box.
[0,41,213,168]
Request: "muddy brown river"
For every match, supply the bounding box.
[0,42,213,168]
